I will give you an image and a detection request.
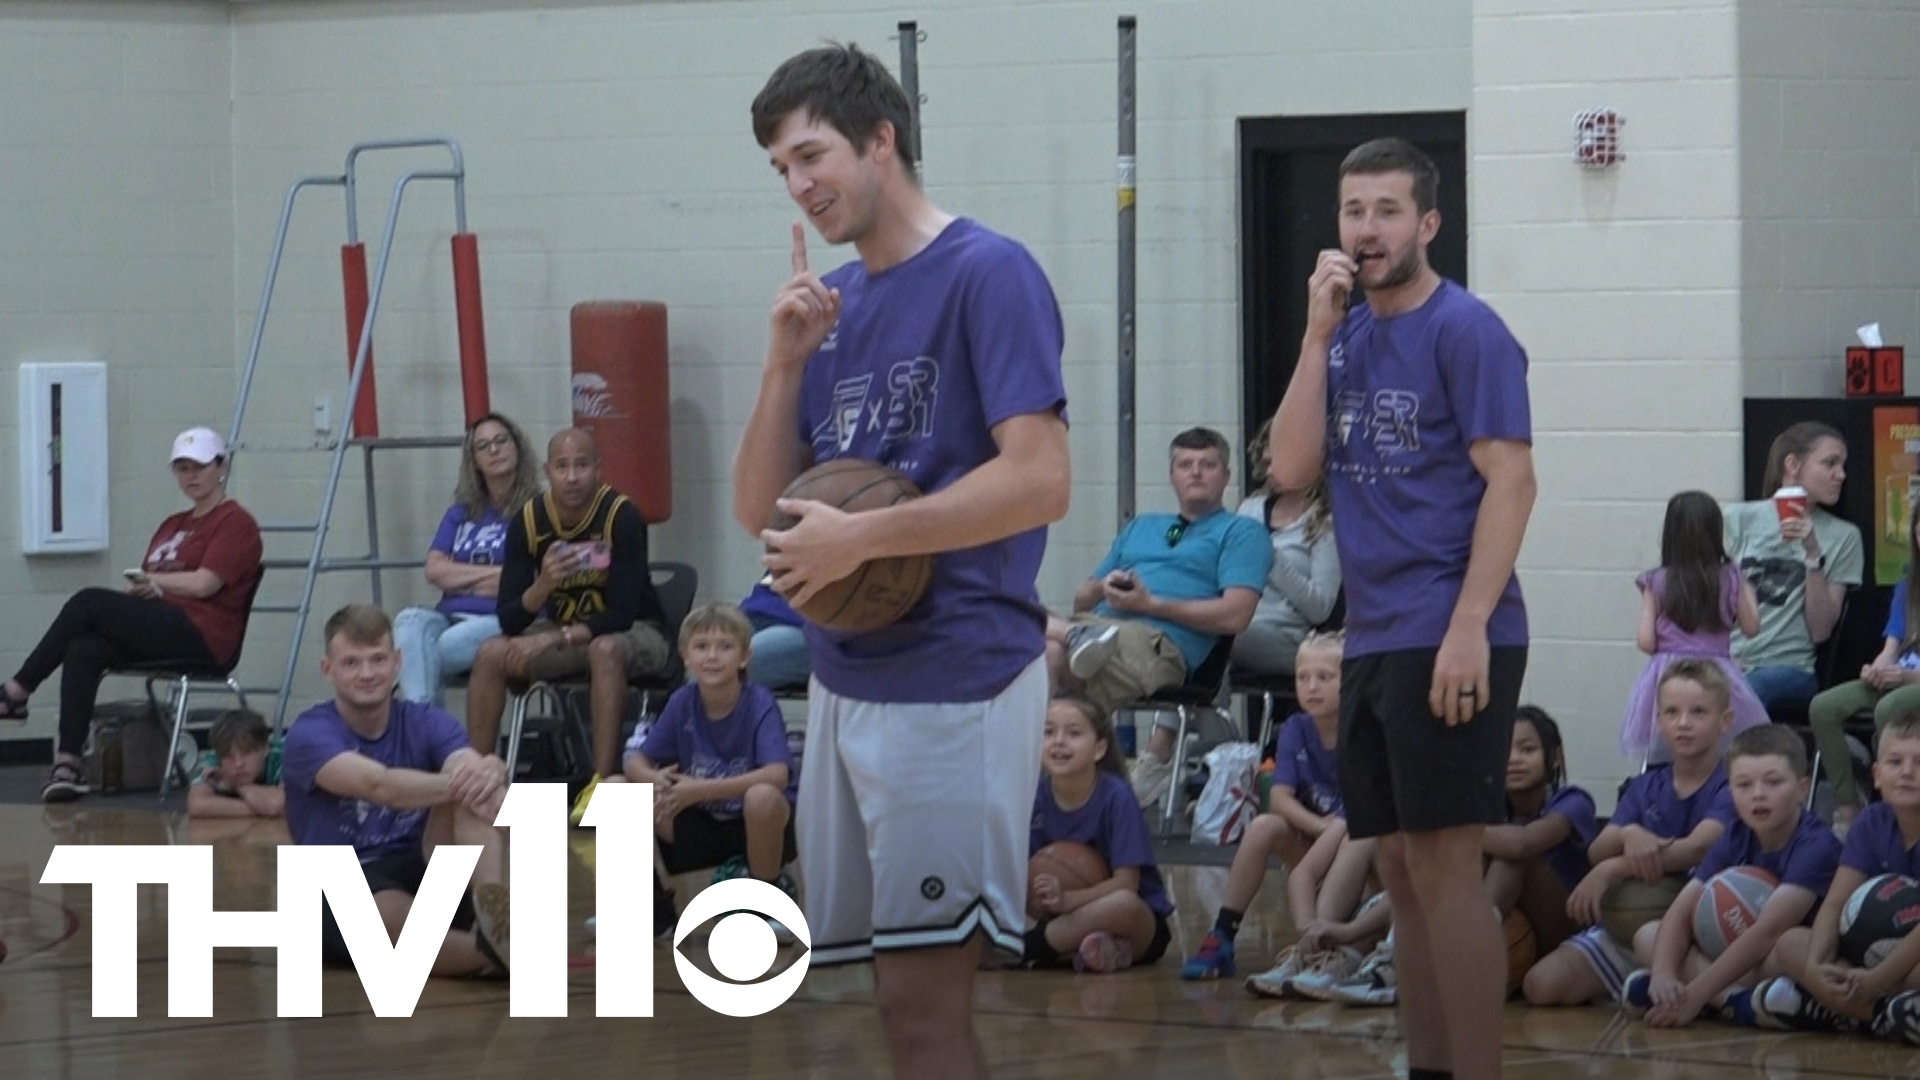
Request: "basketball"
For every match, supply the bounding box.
[1840,873,1920,968]
[1600,875,1685,949]
[768,459,934,632]
[1504,909,1537,994]
[1028,841,1111,918]
[1692,866,1779,959]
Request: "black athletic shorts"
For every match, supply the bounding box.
[658,806,799,876]
[1338,646,1528,839]
[319,850,477,969]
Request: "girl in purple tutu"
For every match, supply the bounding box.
[1622,491,1770,762]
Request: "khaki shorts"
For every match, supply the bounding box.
[520,620,672,682]
[1068,614,1187,713]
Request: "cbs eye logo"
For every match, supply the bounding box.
[673,878,812,1016]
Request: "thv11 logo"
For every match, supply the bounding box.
[39,782,810,1019]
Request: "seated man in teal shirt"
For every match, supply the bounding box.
[1045,426,1272,803]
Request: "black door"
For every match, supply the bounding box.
[1240,113,1468,477]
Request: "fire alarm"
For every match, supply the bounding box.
[1574,109,1623,169]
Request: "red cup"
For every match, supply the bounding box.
[1773,486,1808,524]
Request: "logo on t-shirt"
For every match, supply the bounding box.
[148,529,189,567]
[813,358,941,457]
[1742,556,1804,608]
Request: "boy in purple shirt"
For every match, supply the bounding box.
[282,604,512,976]
[603,602,797,937]
[1624,724,1841,1026]
[737,44,1070,1080]
[1526,659,1736,1005]
[1267,137,1536,1080]
[1749,711,1920,1040]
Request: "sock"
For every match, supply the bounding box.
[1408,1069,1453,1080]
[1213,907,1244,941]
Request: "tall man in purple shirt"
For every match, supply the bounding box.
[1269,138,1537,1080]
[736,44,1070,1080]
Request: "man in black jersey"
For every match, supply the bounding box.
[467,428,670,820]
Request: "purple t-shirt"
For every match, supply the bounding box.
[798,218,1067,703]
[429,503,510,618]
[1612,763,1736,840]
[631,681,796,818]
[1840,802,1920,878]
[282,698,471,861]
[1512,785,1599,891]
[1693,809,1842,907]
[1030,771,1173,917]
[1638,564,1741,657]
[1323,280,1531,656]
[1272,712,1342,818]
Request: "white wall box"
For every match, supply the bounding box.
[19,362,109,555]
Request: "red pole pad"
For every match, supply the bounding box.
[340,243,379,438]
[451,233,491,426]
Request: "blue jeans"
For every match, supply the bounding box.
[748,624,811,691]
[393,607,503,706]
[1744,665,1819,712]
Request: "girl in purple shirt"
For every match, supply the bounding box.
[1484,706,1598,958]
[1024,695,1173,973]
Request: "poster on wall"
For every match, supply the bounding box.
[1873,405,1920,586]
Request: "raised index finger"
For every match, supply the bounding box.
[791,222,809,275]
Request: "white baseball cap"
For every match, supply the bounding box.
[171,427,227,465]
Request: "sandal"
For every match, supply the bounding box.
[0,691,28,723]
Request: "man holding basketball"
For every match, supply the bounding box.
[737,44,1069,1080]
[1268,138,1535,1080]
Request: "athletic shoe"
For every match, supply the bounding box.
[1128,752,1175,807]
[1073,931,1135,974]
[711,855,751,883]
[1283,946,1366,1001]
[41,762,86,804]
[1620,969,1653,1017]
[569,775,601,827]
[1873,990,1920,1045]
[1244,946,1308,998]
[1066,623,1121,679]
[1751,975,1864,1034]
[472,882,511,973]
[1181,930,1235,980]
[1321,940,1397,1007]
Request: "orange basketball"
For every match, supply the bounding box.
[1028,841,1111,919]
[1504,909,1537,994]
[768,459,934,632]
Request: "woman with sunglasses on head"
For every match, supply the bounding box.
[2,426,263,803]
[391,413,542,706]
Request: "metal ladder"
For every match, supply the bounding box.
[223,137,482,734]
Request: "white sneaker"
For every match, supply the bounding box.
[1282,946,1365,1001]
[1322,939,1397,1007]
[1067,623,1122,679]
[1244,945,1307,998]
[1128,752,1174,806]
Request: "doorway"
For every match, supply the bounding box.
[1239,112,1468,470]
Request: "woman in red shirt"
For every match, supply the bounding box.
[1,426,263,802]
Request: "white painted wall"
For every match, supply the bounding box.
[221,0,1471,713]
[1472,0,1744,806]
[1740,0,1920,397]
[0,2,232,752]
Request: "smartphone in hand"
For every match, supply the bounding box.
[580,541,612,570]
[123,568,150,586]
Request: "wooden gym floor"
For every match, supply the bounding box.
[1,803,1917,1080]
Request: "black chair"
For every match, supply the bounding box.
[500,561,699,780]
[109,570,264,799]
[1124,636,1235,838]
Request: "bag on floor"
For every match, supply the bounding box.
[1189,741,1260,845]
[84,700,176,793]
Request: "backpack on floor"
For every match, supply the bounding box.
[84,700,179,793]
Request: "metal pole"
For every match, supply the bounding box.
[898,21,923,171]
[1117,16,1137,529]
